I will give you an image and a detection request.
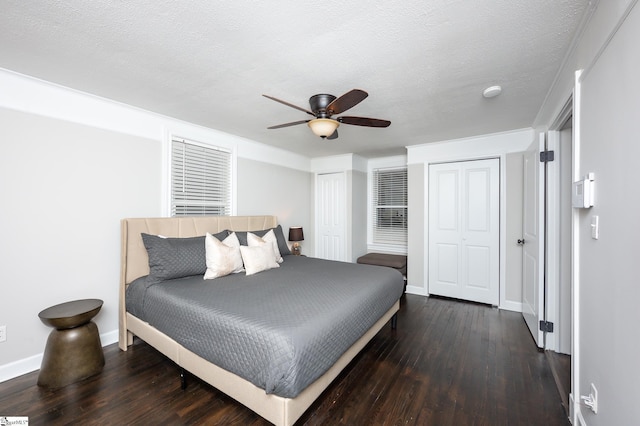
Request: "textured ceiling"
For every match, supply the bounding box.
[0,0,589,158]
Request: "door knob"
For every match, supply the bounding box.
[517,239,525,245]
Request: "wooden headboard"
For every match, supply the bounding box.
[119,215,278,347]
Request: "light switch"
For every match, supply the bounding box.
[591,215,599,239]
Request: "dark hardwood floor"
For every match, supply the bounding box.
[0,295,570,425]
[547,350,572,417]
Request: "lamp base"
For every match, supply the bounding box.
[292,243,301,256]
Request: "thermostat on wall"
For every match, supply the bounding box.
[572,173,595,208]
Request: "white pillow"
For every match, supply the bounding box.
[247,230,283,263]
[204,232,244,280]
[240,243,280,276]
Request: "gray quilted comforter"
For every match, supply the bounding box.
[126,255,404,398]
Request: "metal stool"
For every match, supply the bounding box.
[37,299,105,388]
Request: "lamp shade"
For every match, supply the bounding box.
[288,227,304,242]
[307,118,339,138]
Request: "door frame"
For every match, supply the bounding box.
[546,95,574,353]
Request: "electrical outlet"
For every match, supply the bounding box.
[0,325,6,342]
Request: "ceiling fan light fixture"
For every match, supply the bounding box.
[308,118,339,138]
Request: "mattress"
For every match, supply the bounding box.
[126,255,404,398]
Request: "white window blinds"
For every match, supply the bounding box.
[371,167,408,246]
[171,138,232,216]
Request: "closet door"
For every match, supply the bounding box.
[316,172,346,261]
[428,159,499,305]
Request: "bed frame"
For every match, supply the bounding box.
[119,215,400,426]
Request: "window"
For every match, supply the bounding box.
[371,166,408,248]
[170,138,232,216]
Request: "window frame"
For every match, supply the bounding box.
[165,134,237,217]
[367,156,408,254]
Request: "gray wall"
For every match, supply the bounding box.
[574,4,640,423]
[406,163,425,294]
[0,108,313,376]
[505,152,523,304]
[533,1,640,423]
[236,157,312,255]
[0,107,161,366]
[348,169,368,262]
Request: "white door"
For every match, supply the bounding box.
[522,134,545,348]
[316,172,346,261]
[428,159,500,305]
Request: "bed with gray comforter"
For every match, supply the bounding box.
[126,255,404,398]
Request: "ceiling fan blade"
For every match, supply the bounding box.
[327,129,339,140]
[267,120,309,129]
[326,89,368,115]
[338,116,391,127]
[263,94,315,116]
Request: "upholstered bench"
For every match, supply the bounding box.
[357,253,407,277]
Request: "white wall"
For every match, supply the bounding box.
[406,129,532,308]
[0,69,312,382]
[533,1,640,424]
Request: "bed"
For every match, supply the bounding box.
[119,215,404,426]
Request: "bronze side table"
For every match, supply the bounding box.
[37,298,105,388]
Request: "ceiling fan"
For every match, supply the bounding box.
[263,89,391,140]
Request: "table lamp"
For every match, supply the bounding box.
[288,226,304,256]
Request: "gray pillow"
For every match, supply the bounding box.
[233,225,291,256]
[141,230,228,282]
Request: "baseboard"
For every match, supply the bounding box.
[405,285,428,296]
[0,329,118,383]
[499,299,522,312]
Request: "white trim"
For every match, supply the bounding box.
[571,69,583,426]
[499,300,523,313]
[407,128,533,164]
[545,94,573,354]
[498,154,509,310]
[545,129,560,352]
[310,153,367,173]
[367,155,408,170]
[0,68,310,172]
[405,284,428,296]
[0,329,118,384]
[533,0,598,128]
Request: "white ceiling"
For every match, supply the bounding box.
[1,0,589,158]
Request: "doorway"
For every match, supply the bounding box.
[546,113,573,415]
[521,104,573,415]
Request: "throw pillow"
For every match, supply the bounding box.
[239,243,280,276]
[247,230,283,263]
[204,232,244,279]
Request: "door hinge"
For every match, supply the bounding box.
[539,320,554,333]
[539,150,555,162]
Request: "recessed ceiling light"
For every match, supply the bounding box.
[483,85,502,98]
